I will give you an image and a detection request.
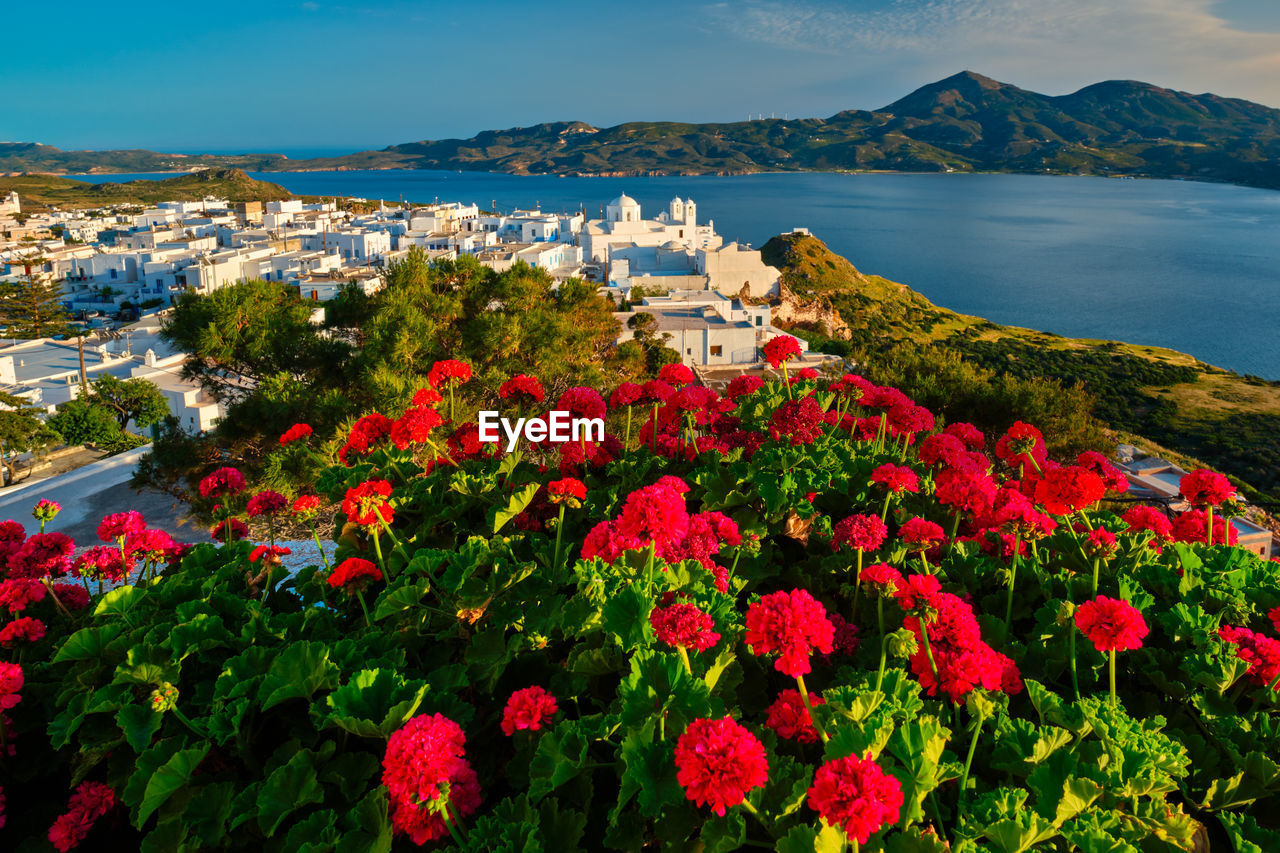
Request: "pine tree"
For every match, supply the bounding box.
[0,243,72,339]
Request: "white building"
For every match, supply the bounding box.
[613,289,796,367]
[579,195,721,265]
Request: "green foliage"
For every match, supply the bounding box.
[89,374,170,431]
[48,397,124,446]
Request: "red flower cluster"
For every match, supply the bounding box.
[48,781,115,853]
[500,686,558,735]
[498,373,545,403]
[745,589,835,677]
[211,519,248,543]
[871,463,920,494]
[1033,465,1105,516]
[899,517,944,550]
[427,359,472,389]
[768,397,825,446]
[198,466,246,498]
[861,563,905,594]
[674,717,769,815]
[249,545,291,565]
[1123,505,1173,543]
[807,753,904,844]
[726,375,764,400]
[342,480,394,528]
[1218,625,1280,689]
[995,421,1047,473]
[650,603,720,652]
[1075,596,1149,652]
[0,578,46,613]
[658,363,695,386]
[246,490,288,518]
[1076,451,1129,493]
[97,511,145,543]
[0,616,45,648]
[0,662,21,713]
[765,689,825,743]
[1170,509,1237,546]
[547,477,587,506]
[8,532,74,579]
[32,499,61,522]
[897,574,1022,703]
[382,714,482,845]
[832,514,887,552]
[1180,469,1236,507]
[341,412,396,465]
[1084,528,1119,560]
[1270,606,1280,635]
[279,423,312,445]
[328,557,381,592]
[391,404,446,451]
[610,382,643,408]
[292,495,322,518]
[763,335,802,368]
[556,386,607,421]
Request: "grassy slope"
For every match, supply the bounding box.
[761,231,1280,500]
[0,169,292,209]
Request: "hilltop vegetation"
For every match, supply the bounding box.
[0,169,292,209]
[762,231,1280,500]
[6,72,1280,189]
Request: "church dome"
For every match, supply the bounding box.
[609,193,639,208]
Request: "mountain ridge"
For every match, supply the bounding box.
[5,72,1280,190]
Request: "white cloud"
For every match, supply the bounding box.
[709,0,1280,105]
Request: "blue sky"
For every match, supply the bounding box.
[7,0,1280,152]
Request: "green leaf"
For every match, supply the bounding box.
[258,748,326,836]
[53,623,126,663]
[117,703,163,753]
[322,668,428,739]
[371,580,431,621]
[493,482,540,533]
[94,585,148,618]
[699,812,746,853]
[257,641,341,711]
[528,721,591,802]
[138,746,209,827]
[337,789,393,853]
[601,585,653,651]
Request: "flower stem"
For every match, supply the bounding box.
[957,707,988,814]
[624,406,633,453]
[852,549,863,613]
[310,522,330,570]
[677,644,693,677]
[552,505,567,585]
[43,578,73,618]
[1066,581,1081,702]
[782,362,792,400]
[372,529,387,578]
[875,596,887,692]
[1206,506,1214,547]
[172,706,209,739]
[440,804,466,848]
[356,590,372,628]
[1004,535,1022,637]
[1091,557,1100,597]
[795,674,829,744]
[919,619,942,691]
[880,493,892,523]
[1109,649,1118,708]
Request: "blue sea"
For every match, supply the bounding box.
[69,170,1280,378]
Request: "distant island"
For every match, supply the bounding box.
[5,71,1280,191]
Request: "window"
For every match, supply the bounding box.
[710,345,722,357]
[755,316,763,327]
[687,348,692,355]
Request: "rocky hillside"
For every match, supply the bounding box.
[0,168,292,209]
[5,72,1280,189]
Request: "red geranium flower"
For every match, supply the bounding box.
[292,495,322,518]
[995,421,1046,472]
[382,714,481,845]
[1123,505,1173,542]
[745,589,835,677]
[807,753,904,844]
[249,545,292,565]
[279,423,312,445]
[763,335,802,369]
[1033,465,1106,516]
[765,689,825,744]
[343,480,394,528]
[943,422,985,450]
[726,375,764,400]
[650,603,720,652]
[198,466,245,498]
[210,518,249,543]
[1218,625,1280,689]
[48,781,115,853]
[861,563,905,594]
[0,661,23,709]
[327,557,381,592]
[832,514,887,552]
[674,717,769,816]
[0,578,46,613]
[498,374,545,403]
[1075,596,1148,652]
[871,463,920,494]
[427,359,472,389]
[0,617,45,648]
[245,490,288,518]
[1179,469,1236,507]
[899,517,945,550]
[391,405,446,450]
[556,386,608,421]
[1170,509,1236,546]
[768,397,825,445]
[547,478,587,507]
[1076,451,1129,493]
[340,413,395,465]
[1270,606,1280,635]
[501,686,558,735]
[658,363,695,386]
[412,387,444,407]
[8,532,74,579]
[1084,528,1119,560]
[32,499,61,522]
[97,511,144,543]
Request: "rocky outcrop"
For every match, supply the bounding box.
[770,284,851,340]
